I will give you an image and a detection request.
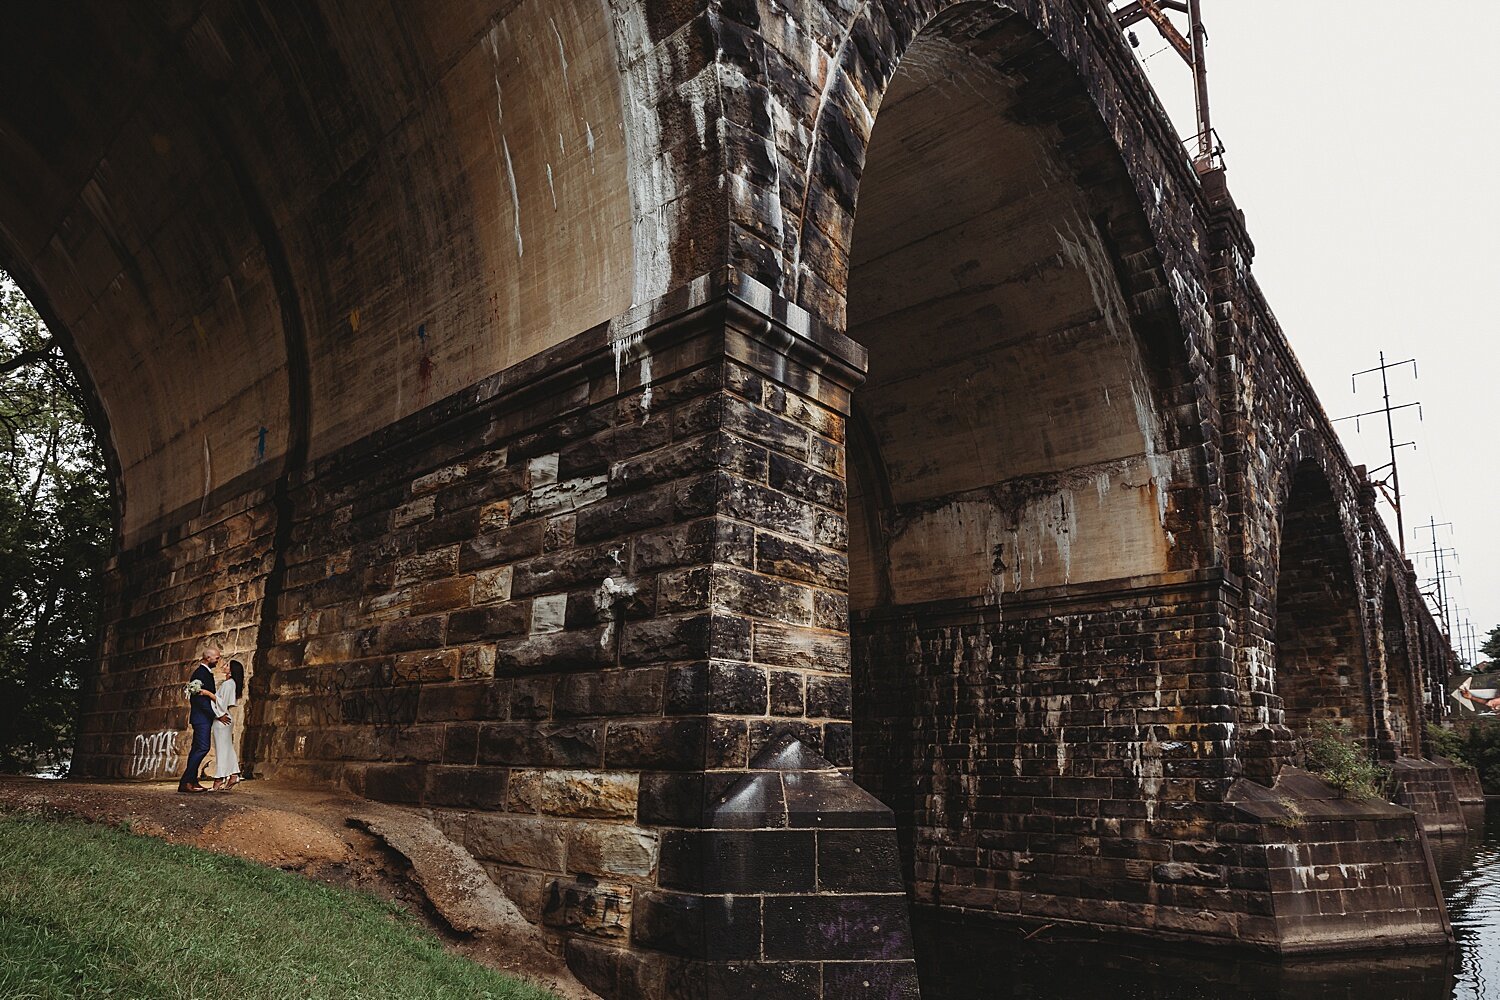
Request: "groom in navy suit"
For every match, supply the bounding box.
[178,644,222,793]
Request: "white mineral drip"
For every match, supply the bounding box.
[1055,214,1132,344]
[610,329,644,392]
[545,163,557,210]
[689,90,707,149]
[201,435,212,499]
[501,135,522,257]
[638,354,653,418]
[549,18,568,85]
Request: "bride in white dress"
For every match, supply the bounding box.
[207,659,243,790]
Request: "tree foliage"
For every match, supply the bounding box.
[1481,624,1500,663]
[1429,722,1500,794]
[0,273,110,773]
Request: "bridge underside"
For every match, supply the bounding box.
[3,0,1464,994]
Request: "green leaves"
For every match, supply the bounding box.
[1298,720,1388,799]
[0,272,110,774]
[1481,625,1500,663]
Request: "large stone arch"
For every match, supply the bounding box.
[835,0,1223,936]
[1378,573,1422,756]
[0,1,648,547]
[1,1,658,772]
[1270,456,1373,741]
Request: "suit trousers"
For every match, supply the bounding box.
[180,717,212,788]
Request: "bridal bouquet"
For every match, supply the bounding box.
[183,678,204,700]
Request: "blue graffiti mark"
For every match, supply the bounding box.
[254,426,268,464]
[417,323,427,344]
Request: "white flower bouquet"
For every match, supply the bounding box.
[183,678,204,700]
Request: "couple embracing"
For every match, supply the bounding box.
[178,643,244,794]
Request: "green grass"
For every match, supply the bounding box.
[0,812,558,1000]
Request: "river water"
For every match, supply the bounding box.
[915,803,1500,1000]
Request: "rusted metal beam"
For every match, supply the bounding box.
[1131,0,1194,63]
[1113,0,1190,31]
[1187,0,1213,161]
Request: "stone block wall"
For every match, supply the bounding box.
[853,574,1250,935]
[623,735,919,998]
[231,275,908,993]
[74,487,275,780]
[1271,465,1370,740]
[1387,759,1467,834]
[1227,770,1449,951]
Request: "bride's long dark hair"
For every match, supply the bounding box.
[228,660,245,700]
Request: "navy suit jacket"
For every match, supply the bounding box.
[188,663,217,723]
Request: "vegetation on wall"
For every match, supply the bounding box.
[1298,721,1388,799]
[0,273,110,774]
[1428,721,1500,794]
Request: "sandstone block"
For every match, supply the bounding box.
[555,668,665,718]
[531,593,568,634]
[394,547,456,585]
[543,877,632,939]
[569,824,661,879]
[467,813,570,871]
[755,532,848,588]
[448,603,530,644]
[394,649,459,684]
[457,520,545,572]
[473,565,513,605]
[479,722,602,768]
[411,463,468,496]
[768,452,845,510]
[508,768,638,819]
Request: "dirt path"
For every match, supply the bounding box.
[0,776,593,999]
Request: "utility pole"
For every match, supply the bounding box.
[1413,517,1456,638]
[1454,611,1476,667]
[1113,0,1221,169]
[1335,352,1420,555]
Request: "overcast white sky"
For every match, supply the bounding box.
[1131,1,1500,658]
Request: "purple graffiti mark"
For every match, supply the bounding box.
[254,426,268,464]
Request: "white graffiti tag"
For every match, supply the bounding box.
[131,730,179,777]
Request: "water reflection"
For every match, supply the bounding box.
[1444,804,1500,999]
[916,803,1500,1000]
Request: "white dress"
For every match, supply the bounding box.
[208,678,240,779]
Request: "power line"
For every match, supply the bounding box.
[1413,516,1457,639]
[1334,352,1420,555]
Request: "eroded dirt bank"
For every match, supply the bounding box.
[0,775,593,999]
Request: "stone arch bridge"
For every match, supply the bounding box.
[3,1,1469,994]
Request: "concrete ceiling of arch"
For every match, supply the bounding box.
[844,35,1182,608]
[0,0,636,544]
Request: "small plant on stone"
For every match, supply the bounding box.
[1270,794,1306,829]
[1299,720,1387,799]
